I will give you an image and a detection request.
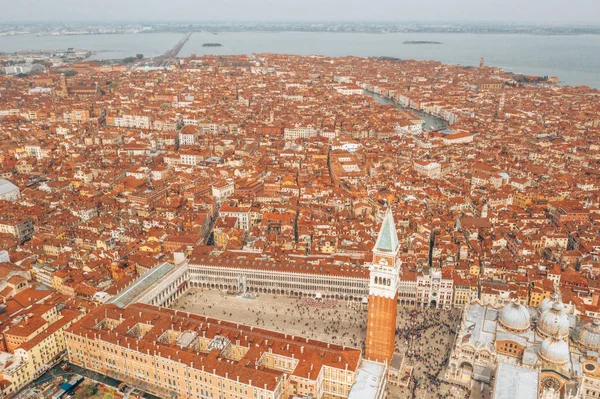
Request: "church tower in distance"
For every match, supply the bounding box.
[366,208,401,364]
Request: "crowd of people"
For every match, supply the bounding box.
[175,289,473,398]
[392,306,465,399]
[299,297,339,309]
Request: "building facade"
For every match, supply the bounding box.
[65,303,386,399]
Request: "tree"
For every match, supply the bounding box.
[136,53,144,59]
[63,69,77,77]
[122,57,136,64]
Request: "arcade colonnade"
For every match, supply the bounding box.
[187,263,369,301]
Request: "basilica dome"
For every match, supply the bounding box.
[574,319,600,351]
[539,336,570,366]
[498,301,531,332]
[539,294,560,314]
[537,302,570,339]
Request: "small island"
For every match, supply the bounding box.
[403,41,442,45]
[202,43,223,47]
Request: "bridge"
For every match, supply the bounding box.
[163,32,192,59]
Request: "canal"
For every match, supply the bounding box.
[363,90,449,132]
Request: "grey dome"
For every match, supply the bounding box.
[539,294,560,314]
[537,302,570,339]
[575,319,600,350]
[539,336,570,365]
[499,301,531,332]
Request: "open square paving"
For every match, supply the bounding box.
[171,288,479,399]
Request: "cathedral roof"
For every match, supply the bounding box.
[539,293,560,314]
[574,319,600,350]
[539,336,570,365]
[498,301,531,332]
[537,302,570,340]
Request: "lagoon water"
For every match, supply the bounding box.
[1,31,599,88]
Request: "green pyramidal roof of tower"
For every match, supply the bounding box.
[374,208,399,253]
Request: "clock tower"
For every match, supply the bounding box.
[366,208,401,364]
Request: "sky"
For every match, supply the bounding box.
[1,0,599,23]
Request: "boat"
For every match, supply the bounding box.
[202,43,223,47]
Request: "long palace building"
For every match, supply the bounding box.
[187,255,369,301]
[113,214,452,312]
[65,303,387,399]
[108,254,372,310]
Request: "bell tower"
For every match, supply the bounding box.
[366,208,401,364]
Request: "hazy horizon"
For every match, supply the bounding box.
[3,20,600,26]
[1,0,599,24]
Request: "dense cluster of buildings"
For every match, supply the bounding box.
[0,53,599,397]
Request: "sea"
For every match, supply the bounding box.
[1,31,600,88]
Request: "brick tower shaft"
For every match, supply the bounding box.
[365,208,401,365]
